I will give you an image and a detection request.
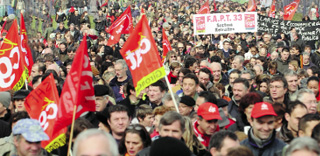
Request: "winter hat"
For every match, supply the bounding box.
[150,137,191,156]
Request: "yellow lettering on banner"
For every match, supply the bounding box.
[12,67,28,91]
[135,67,166,97]
[45,134,67,153]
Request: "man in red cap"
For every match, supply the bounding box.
[241,102,286,156]
[193,102,221,147]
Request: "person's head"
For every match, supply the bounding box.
[13,90,30,112]
[263,33,272,43]
[149,137,192,156]
[118,124,152,156]
[285,101,308,135]
[209,130,240,156]
[239,92,262,123]
[311,123,320,146]
[226,146,254,156]
[240,70,255,87]
[232,55,244,70]
[289,60,299,72]
[232,78,250,103]
[307,66,320,77]
[298,114,320,137]
[195,91,217,112]
[250,102,277,140]
[198,67,213,85]
[0,91,10,115]
[107,105,130,138]
[270,51,279,61]
[13,119,49,156]
[223,40,230,50]
[159,111,185,139]
[284,70,299,93]
[136,105,154,128]
[209,62,222,81]
[182,73,199,97]
[285,137,320,156]
[229,69,241,86]
[302,52,311,65]
[179,96,195,116]
[73,129,119,156]
[148,80,166,105]
[197,102,221,136]
[184,56,198,72]
[297,89,317,114]
[169,62,182,76]
[94,85,110,112]
[114,59,128,79]
[269,75,288,101]
[253,64,264,76]
[268,61,278,75]
[177,68,192,86]
[280,48,290,61]
[153,106,174,132]
[307,76,319,97]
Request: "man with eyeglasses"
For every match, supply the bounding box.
[297,89,318,114]
[263,75,290,107]
[110,59,131,102]
[209,62,228,86]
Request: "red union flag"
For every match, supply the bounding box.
[106,6,133,46]
[247,0,256,12]
[197,0,209,14]
[53,35,96,133]
[269,0,276,18]
[20,13,34,77]
[284,0,300,20]
[24,74,67,152]
[120,15,166,96]
[0,20,28,91]
[162,28,172,63]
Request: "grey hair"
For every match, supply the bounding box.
[283,69,298,78]
[254,64,264,73]
[302,52,310,57]
[115,59,128,70]
[297,88,315,102]
[241,70,256,80]
[200,60,210,67]
[285,137,320,156]
[234,55,244,63]
[162,92,180,104]
[73,129,119,156]
[271,51,279,56]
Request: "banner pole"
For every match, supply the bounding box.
[164,76,179,113]
[67,105,77,156]
[25,80,28,90]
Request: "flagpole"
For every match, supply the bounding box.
[67,105,77,156]
[164,76,179,113]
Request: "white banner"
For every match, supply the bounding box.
[193,12,258,35]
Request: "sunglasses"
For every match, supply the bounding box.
[127,125,144,131]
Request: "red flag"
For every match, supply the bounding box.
[141,7,145,14]
[284,0,300,20]
[247,0,256,12]
[106,6,133,46]
[214,0,217,12]
[24,74,67,152]
[0,20,28,91]
[162,28,172,63]
[120,15,166,96]
[101,0,108,8]
[197,0,210,14]
[269,0,276,18]
[53,35,96,133]
[20,13,34,77]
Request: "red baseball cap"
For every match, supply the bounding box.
[197,102,222,120]
[251,102,277,118]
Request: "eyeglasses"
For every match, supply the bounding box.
[127,124,144,131]
[171,55,177,58]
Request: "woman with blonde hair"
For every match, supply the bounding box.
[182,116,208,156]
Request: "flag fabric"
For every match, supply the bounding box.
[101,0,108,8]
[53,35,96,133]
[120,15,166,96]
[269,0,276,18]
[20,13,34,77]
[162,28,172,63]
[106,6,133,46]
[24,74,67,152]
[214,0,217,12]
[197,0,210,14]
[247,0,256,12]
[0,20,28,91]
[284,0,300,21]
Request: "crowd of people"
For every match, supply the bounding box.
[0,0,320,156]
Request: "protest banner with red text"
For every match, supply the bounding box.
[24,74,67,152]
[20,13,34,77]
[53,35,96,133]
[106,6,133,46]
[0,20,28,91]
[120,15,166,96]
[284,0,300,21]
